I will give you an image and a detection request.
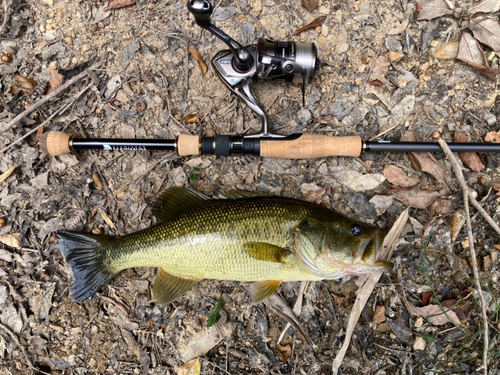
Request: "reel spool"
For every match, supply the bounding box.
[187,0,319,137]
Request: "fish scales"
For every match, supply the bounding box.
[104,198,322,282]
[56,187,391,304]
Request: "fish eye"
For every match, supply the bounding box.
[351,224,362,236]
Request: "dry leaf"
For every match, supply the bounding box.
[188,46,208,76]
[0,166,16,183]
[485,130,500,143]
[372,305,386,324]
[15,75,37,90]
[276,343,292,364]
[469,17,500,51]
[421,292,433,306]
[383,165,420,187]
[454,132,485,173]
[292,16,326,36]
[430,199,454,217]
[457,32,500,79]
[394,189,442,209]
[367,79,384,86]
[92,172,104,190]
[441,299,474,321]
[184,114,200,123]
[177,358,201,375]
[108,0,135,10]
[370,56,391,76]
[450,208,466,242]
[416,0,455,21]
[301,0,319,11]
[400,132,448,187]
[406,303,462,326]
[468,0,500,15]
[93,5,111,23]
[0,234,21,248]
[47,65,65,95]
[101,211,117,231]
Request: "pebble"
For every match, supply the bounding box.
[321,25,328,37]
[335,41,349,54]
[413,336,426,351]
[414,317,424,328]
[385,38,402,52]
[296,108,312,126]
[64,37,72,45]
[252,0,262,12]
[81,44,91,53]
[319,6,330,15]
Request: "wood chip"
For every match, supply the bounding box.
[101,211,117,231]
[0,166,16,183]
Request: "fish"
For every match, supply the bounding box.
[57,187,392,305]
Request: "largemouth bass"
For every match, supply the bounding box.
[57,187,391,305]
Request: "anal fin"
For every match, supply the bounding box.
[250,280,282,303]
[152,269,199,305]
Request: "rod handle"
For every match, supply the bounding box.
[259,134,363,158]
[39,131,71,156]
[177,134,201,156]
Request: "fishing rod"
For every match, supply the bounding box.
[40,130,500,158]
[39,0,500,158]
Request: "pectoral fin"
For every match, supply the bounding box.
[243,242,293,263]
[250,280,282,303]
[152,269,199,305]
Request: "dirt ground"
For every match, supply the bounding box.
[1,0,500,374]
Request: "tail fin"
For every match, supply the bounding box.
[57,230,115,302]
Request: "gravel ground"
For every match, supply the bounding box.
[1,0,500,374]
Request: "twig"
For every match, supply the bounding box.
[0,62,102,135]
[0,0,12,35]
[0,82,93,154]
[0,321,34,369]
[438,138,489,374]
[277,280,309,344]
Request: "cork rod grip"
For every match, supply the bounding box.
[260,134,363,158]
[177,134,201,156]
[39,131,71,156]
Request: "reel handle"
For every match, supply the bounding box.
[187,0,212,28]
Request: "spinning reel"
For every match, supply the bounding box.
[187,0,319,137]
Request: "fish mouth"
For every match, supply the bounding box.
[354,230,393,272]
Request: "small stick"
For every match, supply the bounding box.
[438,138,489,375]
[277,280,309,344]
[0,82,93,154]
[0,62,102,135]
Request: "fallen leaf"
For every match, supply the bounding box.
[400,132,448,188]
[276,343,292,364]
[372,305,386,324]
[454,132,485,173]
[468,0,500,15]
[469,17,500,51]
[406,303,462,326]
[450,208,466,242]
[430,199,454,218]
[301,0,319,12]
[383,165,420,187]
[421,292,433,306]
[93,5,111,23]
[370,56,391,76]
[457,32,499,80]
[108,0,135,10]
[367,79,384,86]
[441,299,474,321]
[394,189,442,209]
[0,166,16,183]
[184,114,200,123]
[177,358,201,375]
[101,211,117,231]
[485,130,500,143]
[15,75,37,90]
[416,0,455,21]
[292,16,327,36]
[46,64,65,95]
[0,234,21,248]
[188,46,208,76]
[92,172,104,190]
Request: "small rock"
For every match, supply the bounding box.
[433,41,459,60]
[213,7,236,21]
[485,113,497,126]
[318,6,330,14]
[369,195,393,215]
[414,316,424,328]
[252,1,262,12]
[335,41,349,54]
[296,108,312,126]
[385,38,402,52]
[81,44,91,53]
[242,22,256,44]
[413,336,426,351]
[115,90,129,104]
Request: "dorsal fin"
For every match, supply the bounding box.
[220,190,271,199]
[152,187,210,222]
[152,269,199,305]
